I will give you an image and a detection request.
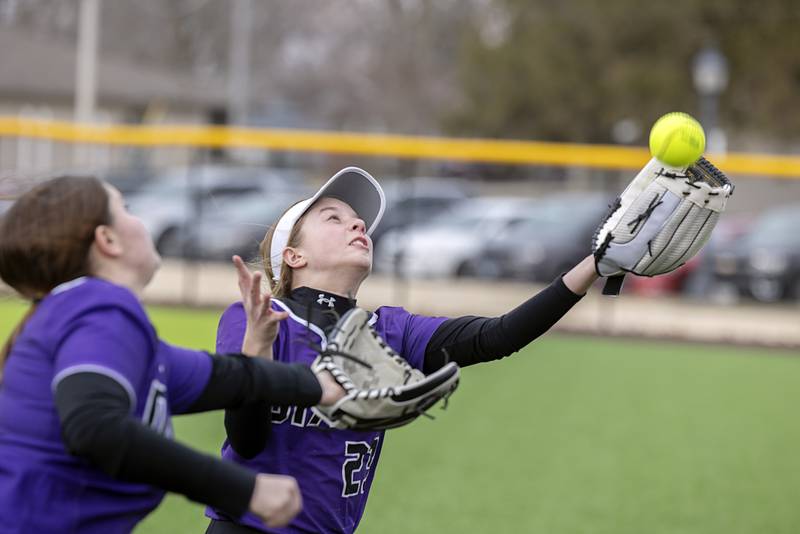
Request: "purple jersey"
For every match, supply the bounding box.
[207,295,446,533]
[0,277,212,534]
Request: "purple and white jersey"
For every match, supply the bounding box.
[206,290,446,533]
[0,277,212,534]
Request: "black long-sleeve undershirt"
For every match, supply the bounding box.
[224,401,271,460]
[54,353,322,520]
[189,353,321,411]
[223,276,584,460]
[422,276,583,373]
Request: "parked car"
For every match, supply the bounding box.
[374,197,540,278]
[463,192,613,282]
[370,177,473,252]
[711,205,800,302]
[126,166,306,254]
[158,192,304,261]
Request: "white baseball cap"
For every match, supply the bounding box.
[270,166,386,281]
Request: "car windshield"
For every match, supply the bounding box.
[746,209,800,246]
[131,176,187,198]
[431,211,491,230]
[508,196,607,239]
[424,199,535,230]
[205,194,299,224]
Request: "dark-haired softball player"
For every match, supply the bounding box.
[205,167,599,533]
[0,176,345,533]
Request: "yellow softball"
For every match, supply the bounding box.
[648,112,706,167]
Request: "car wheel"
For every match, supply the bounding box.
[479,260,505,279]
[707,281,741,305]
[749,277,784,303]
[456,261,477,278]
[156,227,183,257]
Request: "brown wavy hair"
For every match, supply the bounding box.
[0,175,111,372]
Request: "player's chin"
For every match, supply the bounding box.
[142,252,162,286]
[347,244,372,259]
[345,250,372,272]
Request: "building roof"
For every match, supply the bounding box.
[0,27,226,111]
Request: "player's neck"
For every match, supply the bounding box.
[292,267,367,299]
[90,263,150,297]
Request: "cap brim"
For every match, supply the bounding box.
[270,167,385,281]
[307,167,385,235]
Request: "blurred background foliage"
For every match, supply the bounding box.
[448,0,800,145]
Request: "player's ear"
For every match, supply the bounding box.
[92,224,123,257]
[283,246,307,269]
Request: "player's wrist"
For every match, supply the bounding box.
[242,331,275,359]
[562,255,598,295]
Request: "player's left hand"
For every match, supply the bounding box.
[249,474,303,527]
[233,255,289,358]
[315,370,347,406]
[311,307,460,431]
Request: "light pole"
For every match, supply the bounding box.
[228,0,253,126]
[692,45,729,154]
[75,0,99,124]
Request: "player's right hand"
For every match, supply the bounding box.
[249,473,303,528]
[233,255,289,358]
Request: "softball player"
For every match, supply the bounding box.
[0,176,345,533]
[205,167,599,533]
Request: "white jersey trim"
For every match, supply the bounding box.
[50,276,88,295]
[271,299,378,348]
[51,364,137,412]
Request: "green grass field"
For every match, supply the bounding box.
[2,298,800,533]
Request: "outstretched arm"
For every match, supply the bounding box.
[423,258,595,373]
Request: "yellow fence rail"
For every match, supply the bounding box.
[1,116,799,178]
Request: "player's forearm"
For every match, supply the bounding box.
[423,275,583,372]
[224,402,272,459]
[562,255,599,295]
[242,331,275,359]
[185,353,321,413]
[55,373,256,518]
[190,354,316,459]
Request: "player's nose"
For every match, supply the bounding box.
[351,218,366,234]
